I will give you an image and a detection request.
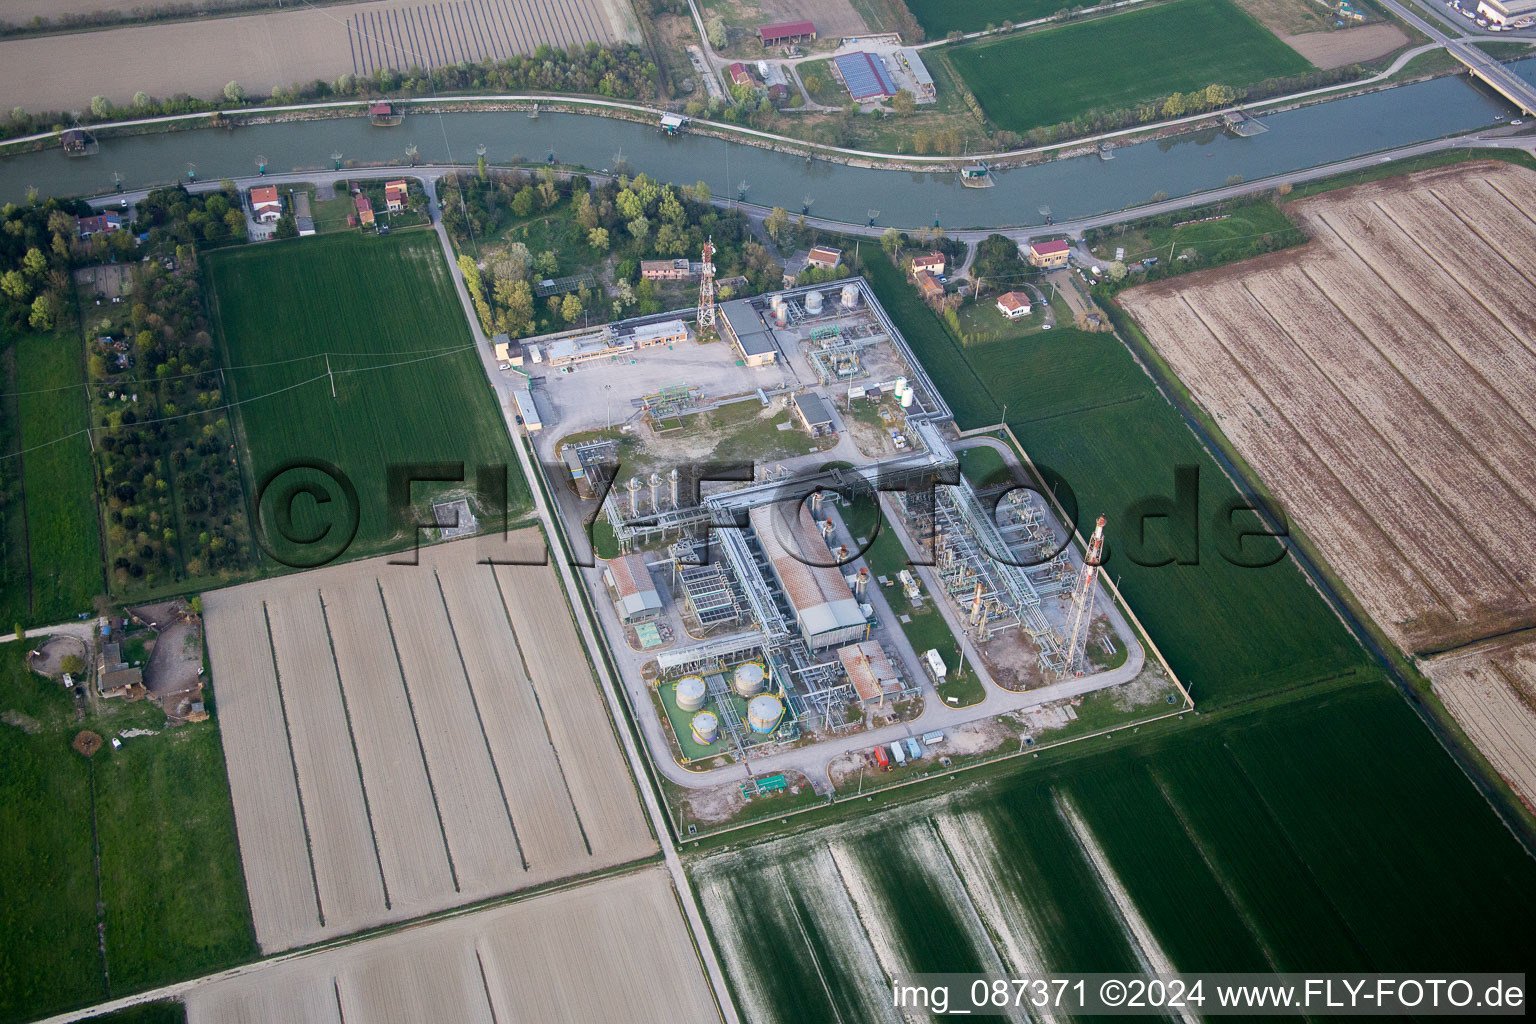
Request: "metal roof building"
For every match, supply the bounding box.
[604,553,664,622]
[749,503,867,650]
[720,298,779,365]
[898,47,935,98]
[837,640,903,705]
[833,51,897,101]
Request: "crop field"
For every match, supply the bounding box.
[207,232,527,568]
[201,532,653,953]
[695,683,1536,1023]
[904,0,1066,35]
[0,644,253,1024]
[0,329,102,627]
[948,0,1314,133]
[862,254,1367,706]
[0,0,640,112]
[184,866,716,1024]
[1119,162,1536,791]
[1424,634,1536,811]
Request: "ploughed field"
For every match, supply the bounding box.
[201,531,653,952]
[184,866,717,1024]
[694,685,1536,1023]
[1119,162,1536,802]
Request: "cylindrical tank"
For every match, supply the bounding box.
[733,661,768,697]
[804,290,824,314]
[894,376,907,396]
[675,675,707,712]
[840,283,860,308]
[770,294,785,315]
[691,711,720,745]
[899,389,914,408]
[747,694,784,734]
[774,307,788,327]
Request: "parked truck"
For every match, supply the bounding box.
[874,745,891,770]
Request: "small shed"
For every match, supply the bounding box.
[792,392,834,436]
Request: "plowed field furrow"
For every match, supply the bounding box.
[1181,287,1499,618]
[1428,636,1536,808]
[341,939,492,1024]
[1478,173,1536,226]
[493,561,654,863]
[1128,293,1440,634]
[322,580,456,914]
[1428,187,1536,292]
[267,593,389,932]
[377,569,519,897]
[201,592,322,952]
[1239,270,1536,598]
[432,558,589,873]
[184,966,342,1024]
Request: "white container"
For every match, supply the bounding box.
[747,694,784,734]
[733,661,768,697]
[805,290,824,314]
[675,675,707,712]
[691,711,719,744]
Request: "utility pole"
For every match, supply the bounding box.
[326,354,335,398]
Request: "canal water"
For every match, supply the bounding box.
[3,57,1529,227]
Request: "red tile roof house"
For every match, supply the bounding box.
[758,20,816,46]
[76,211,124,238]
[996,291,1032,319]
[727,62,754,88]
[910,251,945,278]
[914,270,945,302]
[807,245,842,270]
[384,179,409,212]
[249,185,283,223]
[1027,238,1071,268]
[354,192,375,226]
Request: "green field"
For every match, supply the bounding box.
[907,0,1069,35]
[949,0,1315,133]
[863,253,1365,706]
[206,233,528,568]
[0,329,102,627]
[1087,198,1307,278]
[694,684,1536,1023]
[0,644,254,1024]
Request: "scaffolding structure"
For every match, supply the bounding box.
[674,559,750,630]
[642,382,701,423]
[697,237,717,335]
[1062,515,1107,677]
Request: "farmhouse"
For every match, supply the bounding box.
[1028,239,1071,268]
[910,252,945,277]
[782,249,811,287]
[996,291,1032,319]
[759,19,815,45]
[604,553,664,623]
[384,179,409,212]
[807,245,842,270]
[353,192,374,226]
[792,392,835,436]
[837,640,903,706]
[914,270,945,302]
[76,211,124,238]
[249,185,283,223]
[833,51,897,102]
[641,258,694,281]
[720,298,779,366]
[749,503,867,650]
[727,62,754,88]
[631,319,689,348]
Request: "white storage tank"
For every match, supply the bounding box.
[770,293,785,315]
[675,675,707,712]
[804,290,824,314]
[899,388,914,408]
[733,661,768,697]
[747,694,784,734]
[840,283,860,308]
[691,711,720,745]
[894,376,907,396]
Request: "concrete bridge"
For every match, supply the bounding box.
[1379,0,1536,115]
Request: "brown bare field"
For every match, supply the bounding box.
[202,532,653,953]
[184,867,718,1024]
[1121,161,1536,802]
[1280,23,1408,69]
[1425,634,1536,809]
[0,0,640,112]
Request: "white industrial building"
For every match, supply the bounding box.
[749,503,868,650]
[604,553,663,622]
[1476,0,1535,23]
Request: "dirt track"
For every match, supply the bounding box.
[0,0,640,111]
[202,532,654,953]
[183,866,717,1024]
[1121,161,1536,807]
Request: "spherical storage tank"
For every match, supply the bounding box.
[840,283,860,308]
[675,675,707,712]
[691,711,720,745]
[747,694,784,734]
[804,290,824,314]
[733,661,768,697]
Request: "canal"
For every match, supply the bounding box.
[2,57,1530,227]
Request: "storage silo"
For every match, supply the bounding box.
[691,711,720,745]
[899,388,914,408]
[747,694,784,734]
[732,661,768,697]
[804,290,824,314]
[770,294,785,316]
[840,283,860,308]
[675,675,707,712]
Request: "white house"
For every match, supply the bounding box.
[249,185,283,224]
[996,291,1032,319]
